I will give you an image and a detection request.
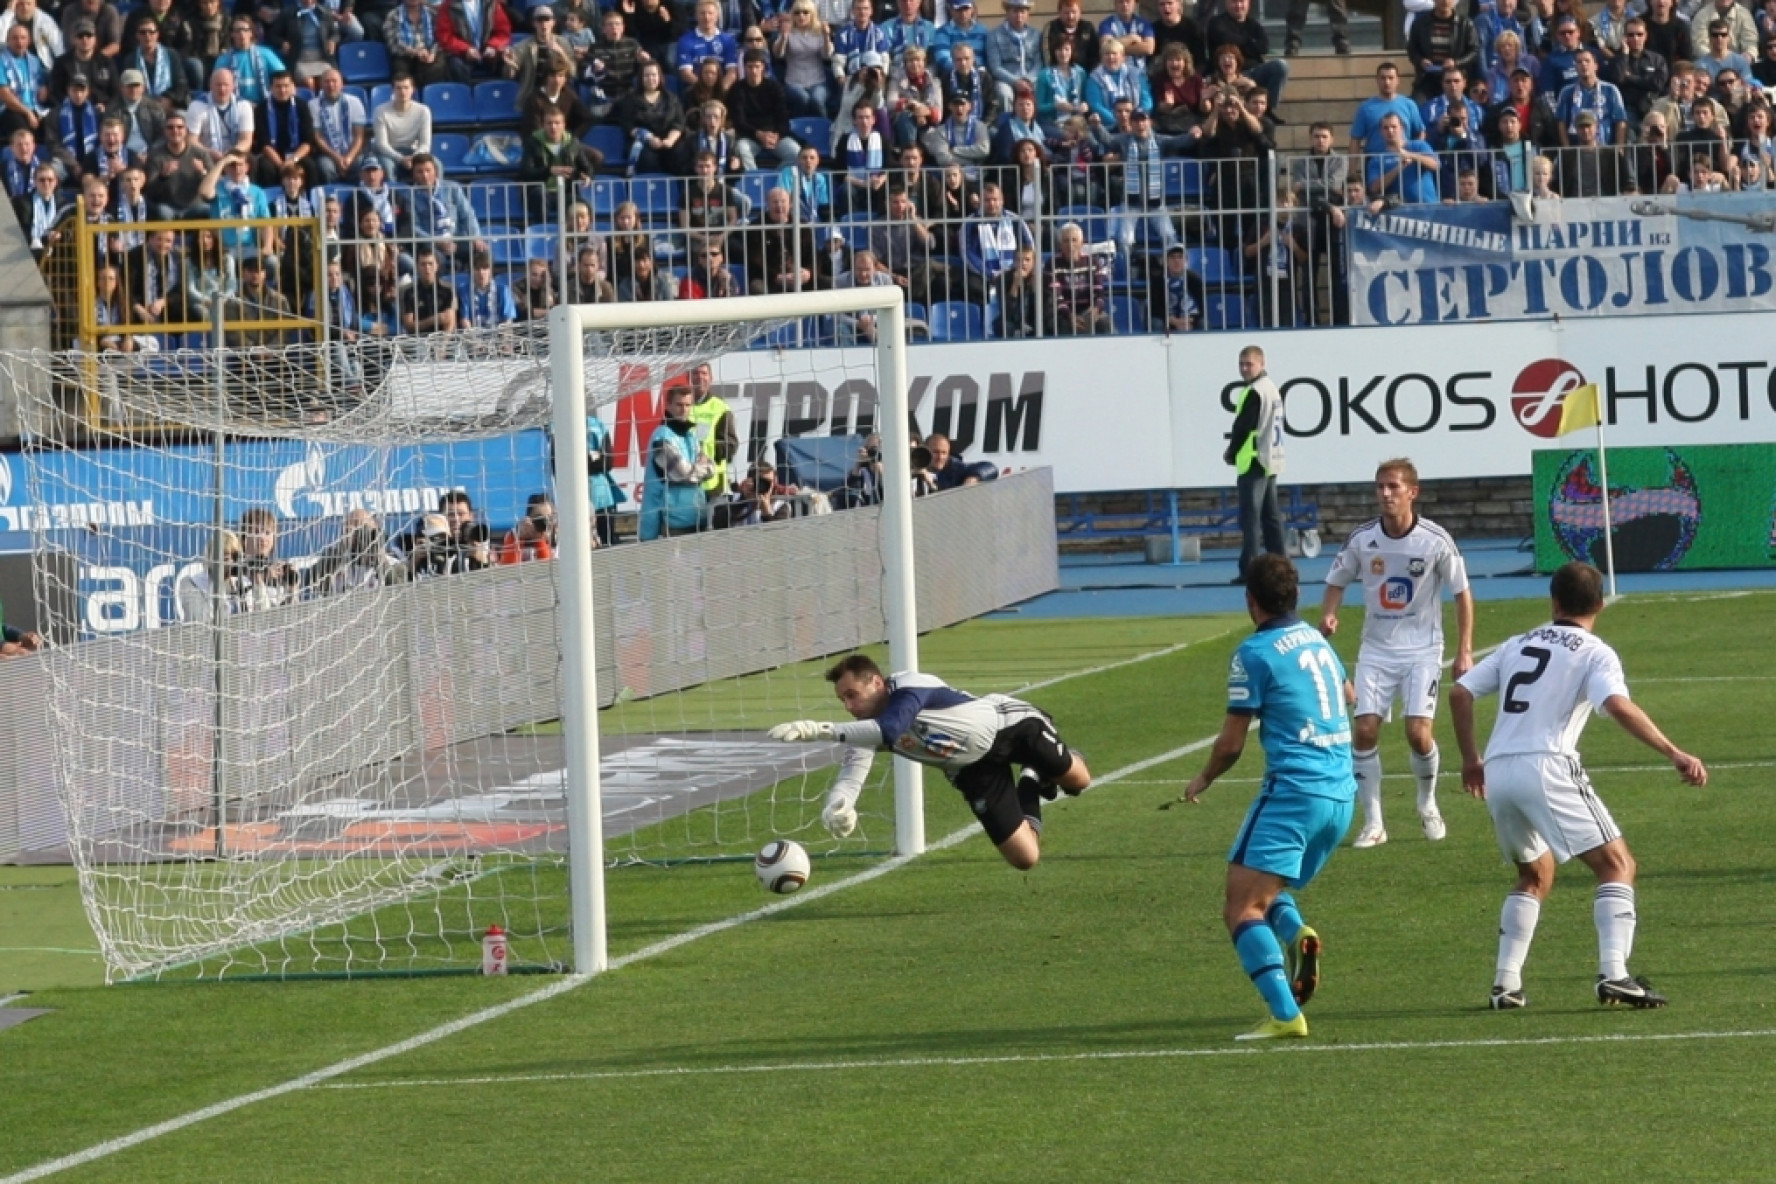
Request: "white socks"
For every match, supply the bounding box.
[1354,747,1382,831]
[1409,745,1440,813]
[1495,892,1542,992]
[1595,882,1637,981]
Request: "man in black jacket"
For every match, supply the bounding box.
[1204,0,1288,113]
[1406,0,1480,100]
[730,50,797,169]
[1607,18,1669,122]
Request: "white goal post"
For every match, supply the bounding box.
[548,289,920,976]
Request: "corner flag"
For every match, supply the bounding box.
[1556,384,1601,436]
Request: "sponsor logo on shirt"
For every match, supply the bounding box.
[1408,557,1427,576]
[1370,556,1387,576]
[1379,576,1414,611]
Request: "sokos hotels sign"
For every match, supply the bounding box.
[709,322,1776,494]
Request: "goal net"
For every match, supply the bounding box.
[0,288,1012,982]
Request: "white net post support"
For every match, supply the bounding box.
[549,287,919,977]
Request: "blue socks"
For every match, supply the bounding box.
[1234,919,1301,1022]
[1266,892,1305,949]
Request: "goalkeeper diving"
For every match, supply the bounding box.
[770,654,1092,870]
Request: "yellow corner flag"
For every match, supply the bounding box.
[1557,384,1601,436]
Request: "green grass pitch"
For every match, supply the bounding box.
[3,590,1774,1182]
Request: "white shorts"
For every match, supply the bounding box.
[1484,752,1623,865]
[1352,654,1442,721]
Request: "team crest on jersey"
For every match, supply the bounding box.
[1408,557,1427,576]
[1369,557,1387,576]
[903,725,962,760]
[1379,576,1414,610]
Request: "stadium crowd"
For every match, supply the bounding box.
[10,0,1776,343]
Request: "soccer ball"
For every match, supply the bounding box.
[754,840,812,894]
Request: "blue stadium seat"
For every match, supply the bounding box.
[1056,204,1109,244]
[1163,158,1205,202]
[585,176,627,216]
[1204,291,1251,330]
[584,123,626,164]
[368,83,393,112]
[736,169,776,213]
[338,41,391,85]
[424,83,475,128]
[473,80,521,127]
[489,233,529,264]
[788,116,831,156]
[836,211,874,252]
[629,175,682,222]
[1189,246,1243,289]
[467,180,524,224]
[526,223,559,260]
[1108,294,1151,334]
[928,301,984,342]
[429,133,472,174]
[342,85,369,112]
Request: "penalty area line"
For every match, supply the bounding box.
[0,712,1230,1184]
[315,1027,1776,1091]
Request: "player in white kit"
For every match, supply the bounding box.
[1319,460,1474,846]
[1452,562,1707,1010]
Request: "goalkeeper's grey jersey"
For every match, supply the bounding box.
[872,672,1045,774]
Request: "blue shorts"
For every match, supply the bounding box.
[1228,781,1355,889]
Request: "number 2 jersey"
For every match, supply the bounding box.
[1457,622,1630,760]
[1227,616,1356,801]
[1325,515,1469,660]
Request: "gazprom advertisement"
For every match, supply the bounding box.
[0,433,552,635]
[1350,193,1776,326]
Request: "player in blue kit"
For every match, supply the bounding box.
[1178,553,1357,1041]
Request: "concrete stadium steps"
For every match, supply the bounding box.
[1273,48,1396,151]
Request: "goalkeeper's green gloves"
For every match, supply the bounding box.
[767,720,837,743]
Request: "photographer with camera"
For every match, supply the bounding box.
[926,433,986,491]
[499,493,558,564]
[311,508,406,593]
[403,491,492,577]
[730,462,803,526]
[176,508,301,621]
[838,432,887,509]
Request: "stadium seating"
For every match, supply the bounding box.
[468,180,525,225]
[473,81,521,128]
[1108,294,1150,335]
[928,301,985,342]
[735,170,776,212]
[583,124,626,164]
[629,175,682,224]
[1163,159,1204,203]
[788,116,831,157]
[338,41,391,85]
[368,83,392,112]
[429,133,472,174]
[424,83,476,128]
[1056,205,1109,244]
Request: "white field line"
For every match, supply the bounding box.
[1113,758,1776,788]
[313,1027,1776,1091]
[1008,629,1235,697]
[0,661,1232,1184]
[0,948,101,957]
[0,993,28,1008]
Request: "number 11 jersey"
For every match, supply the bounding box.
[1227,615,1356,800]
[1458,622,1630,760]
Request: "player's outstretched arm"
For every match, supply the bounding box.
[1449,684,1486,799]
[1451,589,1476,678]
[822,747,874,837]
[1178,713,1251,805]
[1602,695,1709,787]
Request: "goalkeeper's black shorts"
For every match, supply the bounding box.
[951,715,1075,846]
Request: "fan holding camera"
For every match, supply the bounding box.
[499,493,559,563]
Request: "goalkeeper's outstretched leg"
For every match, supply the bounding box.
[767,653,1092,872]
